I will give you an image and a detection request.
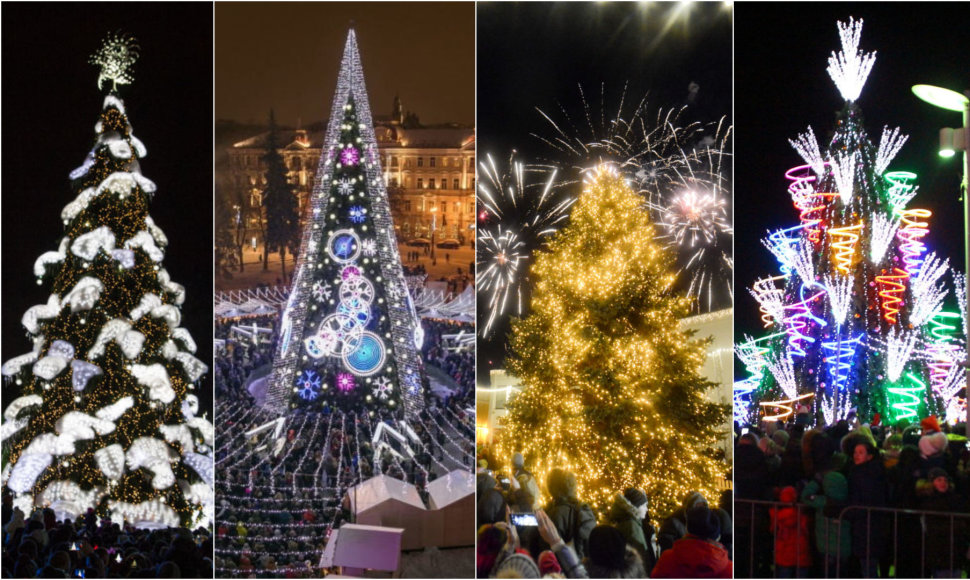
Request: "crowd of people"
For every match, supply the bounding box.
[212,312,475,577]
[1,492,213,578]
[735,408,970,578]
[476,454,733,578]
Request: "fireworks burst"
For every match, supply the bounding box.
[533,83,733,312]
[477,153,574,338]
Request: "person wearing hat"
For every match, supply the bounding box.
[847,439,889,578]
[651,505,731,578]
[583,524,646,578]
[917,466,969,578]
[607,488,655,571]
[510,452,540,511]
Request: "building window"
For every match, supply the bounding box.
[430,157,436,168]
[453,178,460,189]
[468,203,474,214]
[404,159,411,169]
[391,156,399,167]
[405,200,411,212]
[429,178,435,189]
[417,178,424,189]
[417,157,423,167]
[440,201,447,213]
[390,177,399,187]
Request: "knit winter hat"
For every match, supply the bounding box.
[921,415,942,433]
[623,488,648,508]
[779,486,798,503]
[512,452,525,469]
[588,525,627,569]
[537,550,562,576]
[687,504,721,541]
[497,553,541,579]
[919,431,948,458]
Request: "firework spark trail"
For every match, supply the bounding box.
[477,153,574,338]
[532,84,732,312]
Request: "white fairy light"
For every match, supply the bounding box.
[71,226,116,261]
[62,276,105,313]
[32,355,70,381]
[108,498,180,529]
[22,295,63,334]
[130,293,163,320]
[124,230,164,261]
[3,396,43,422]
[874,126,908,176]
[94,444,126,480]
[172,328,197,353]
[125,437,177,490]
[830,151,857,205]
[750,276,787,327]
[89,32,139,91]
[910,252,949,326]
[94,397,134,422]
[823,273,855,325]
[886,327,919,382]
[792,239,818,287]
[131,364,176,404]
[870,212,900,263]
[118,330,145,359]
[954,271,968,335]
[766,350,798,399]
[151,304,181,329]
[789,126,826,175]
[826,17,876,102]
[174,352,208,382]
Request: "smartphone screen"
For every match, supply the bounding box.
[510,512,538,527]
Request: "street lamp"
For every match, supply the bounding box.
[912,84,970,434]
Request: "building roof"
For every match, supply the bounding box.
[232,124,474,151]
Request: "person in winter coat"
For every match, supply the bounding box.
[801,469,851,576]
[847,440,889,578]
[607,489,652,568]
[769,486,811,577]
[917,467,969,578]
[583,525,646,579]
[651,504,732,578]
[544,468,597,560]
[659,491,709,551]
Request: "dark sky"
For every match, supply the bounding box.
[734,3,969,356]
[1,2,214,414]
[477,2,733,382]
[215,2,474,126]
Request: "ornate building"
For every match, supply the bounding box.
[226,100,475,246]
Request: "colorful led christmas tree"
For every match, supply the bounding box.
[735,18,968,426]
[497,166,729,518]
[265,29,426,416]
[0,34,213,528]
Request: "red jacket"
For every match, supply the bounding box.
[651,536,732,578]
[769,487,812,567]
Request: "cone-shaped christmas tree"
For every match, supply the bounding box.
[736,18,967,426]
[266,28,426,416]
[496,166,729,518]
[0,34,213,529]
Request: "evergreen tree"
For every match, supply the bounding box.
[261,110,300,279]
[266,29,426,416]
[0,34,212,529]
[497,166,729,518]
[737,18,967,426]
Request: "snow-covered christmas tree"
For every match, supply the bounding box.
[265,28,426,416]
[0,34,213,529]
[736,18,968,426]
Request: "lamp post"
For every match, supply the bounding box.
[430,205,438,262]
[912,84,970,435]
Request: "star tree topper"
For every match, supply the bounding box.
[89,32,140,92]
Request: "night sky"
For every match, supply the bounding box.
[1,2,214,414]
[477,2,733,382]
[734,3,969,364]
[215,2,474,126]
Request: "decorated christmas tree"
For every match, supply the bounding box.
[266,28,426,416]
[497,166,729,518]
[735,18,968,426]
[0,34,213,528]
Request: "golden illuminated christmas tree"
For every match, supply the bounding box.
[497,166,729,518]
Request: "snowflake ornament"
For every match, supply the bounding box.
[297,370,322,400]
[336,178,354,196]
[311,281,332,302]
[340,147,360,166]
[348,205,366,224]
[361,239,378,257]
[89,32,140,91]
[336,373,356,393]
[372,376,393,400]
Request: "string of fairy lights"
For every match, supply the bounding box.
[496,166,729,520]
[735,18,968,426]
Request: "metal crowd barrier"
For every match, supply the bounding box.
[735,498,970,578]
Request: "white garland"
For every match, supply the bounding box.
[131,364,176,404]
[23,295,62,334]
[62,276,105,312]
